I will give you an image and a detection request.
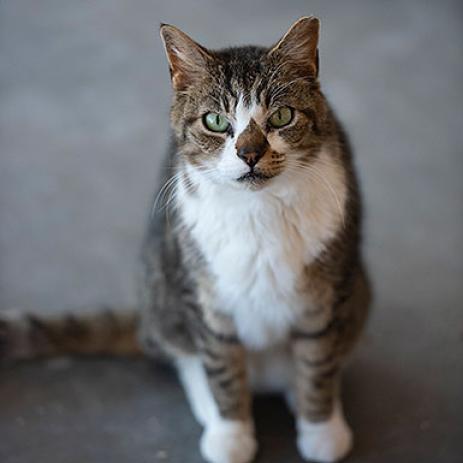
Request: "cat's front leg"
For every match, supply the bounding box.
[290,330,352,463]
[176,309,256,463]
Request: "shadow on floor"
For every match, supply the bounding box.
[1,355,460,463]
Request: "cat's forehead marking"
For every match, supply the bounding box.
[233,94,262,139]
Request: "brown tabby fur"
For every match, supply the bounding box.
[0,16,370,460]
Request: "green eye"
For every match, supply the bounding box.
[268,106,293,128]
[204,112,230,133]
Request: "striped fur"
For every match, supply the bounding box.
[0,17,371,463]
[0,307,141,361]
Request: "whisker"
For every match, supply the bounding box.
[286,161,346,228]
[150,171,182,219]
[269,76,309,102]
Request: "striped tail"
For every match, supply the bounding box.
[0,307,142,363]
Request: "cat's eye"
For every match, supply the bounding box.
[203,112,230,133]
[268,106,293,128]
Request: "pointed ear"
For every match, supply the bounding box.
[160,24,213,91]
[268,16,320,78]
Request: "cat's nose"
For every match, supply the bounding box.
[236,147,265,168]
[235,119,269,168]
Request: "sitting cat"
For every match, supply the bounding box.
[1,17,370,463]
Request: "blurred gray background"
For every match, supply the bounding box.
[1,1,462,462]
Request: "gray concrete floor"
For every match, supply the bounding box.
[1,1,462,462]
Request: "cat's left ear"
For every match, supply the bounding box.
[268,16,320,78]
[160,24,213,91]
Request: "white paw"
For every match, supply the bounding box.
[296,406,353,463]
[200,421,257,463]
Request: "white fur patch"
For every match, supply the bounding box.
[200,420,257,463]
[178,146,346,350]
[176,356,257,463]
[234,95,257,135]
[247,344,293,393]
[213,95,261,183]
[176,355,219,426]
[297,402,353,463]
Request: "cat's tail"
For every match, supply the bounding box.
[0,306,142,363]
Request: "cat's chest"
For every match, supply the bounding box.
[179,184,337,349]
[209,213,313,349]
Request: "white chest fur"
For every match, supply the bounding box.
[177,149,346,350]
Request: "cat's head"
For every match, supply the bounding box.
[160,17,329,191]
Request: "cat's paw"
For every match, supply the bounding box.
[200,420,257,463]
[296,408,353,463]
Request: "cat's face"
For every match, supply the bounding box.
[161,17,327,191]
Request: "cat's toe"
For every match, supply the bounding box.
[200,421,257,463]
[296,408,352,463]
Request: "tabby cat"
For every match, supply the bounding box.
[0,17,370,463]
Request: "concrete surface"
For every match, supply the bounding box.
[1,0,462,462]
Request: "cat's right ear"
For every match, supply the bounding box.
[160,24,212,91]
[268,16,320,79]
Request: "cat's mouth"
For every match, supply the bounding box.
[236,170,273,186]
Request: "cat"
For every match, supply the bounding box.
[0,17,370,463]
